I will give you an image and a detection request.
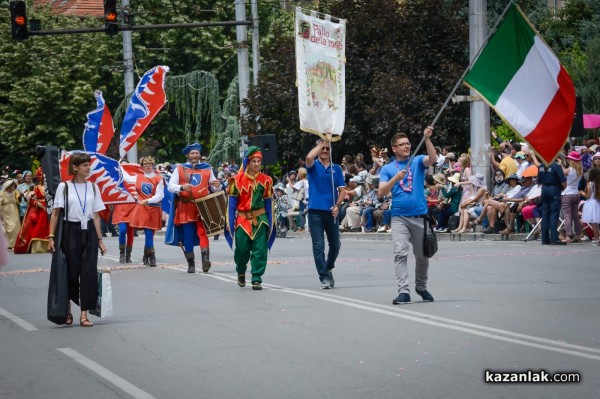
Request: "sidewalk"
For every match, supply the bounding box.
[283,230,542,242]
[153,227,543,242]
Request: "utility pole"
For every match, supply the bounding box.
[122,0,137,163]
[235,0,250,118]
[251,0,260,85]
[469,0,490,182]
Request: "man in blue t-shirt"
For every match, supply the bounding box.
[379,127,437,305]
[306,135,346,289]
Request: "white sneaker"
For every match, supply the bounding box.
[377,226,387,233]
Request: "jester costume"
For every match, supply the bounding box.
[166,143,219,273]
[224,146,276,290]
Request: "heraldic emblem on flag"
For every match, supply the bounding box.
[119,65,170,158]
[463,4,576,165]
[82,90,115,154]
[59,151,136,204]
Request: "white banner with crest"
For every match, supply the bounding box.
[295,8,346,139]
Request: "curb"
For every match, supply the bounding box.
[151,228,539,242]
[283,231,540,242]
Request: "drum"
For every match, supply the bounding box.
[194,191,227,237]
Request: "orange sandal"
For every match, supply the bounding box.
[80,317,94,327]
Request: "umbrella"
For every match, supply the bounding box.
[583,114,600,129]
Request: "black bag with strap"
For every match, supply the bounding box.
[47,183,69,325]
[423,215,438,258]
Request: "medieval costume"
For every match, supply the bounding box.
[123,157,164,267]
[166,143,221,273]
[0,179,21,249]
[113,162,139,263]
[14,168,50,254]
[224,146,276,290]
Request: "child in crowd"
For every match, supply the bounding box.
[581,167,600,245]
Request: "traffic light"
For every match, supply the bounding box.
[104,0,118,35]
[10,1,28,41]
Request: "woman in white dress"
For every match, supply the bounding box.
[580,166,600,245]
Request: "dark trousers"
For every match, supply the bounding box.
[62,221,99,310]
[541,187,562,243]
[307,210,341,282]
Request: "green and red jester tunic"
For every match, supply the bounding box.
[228,172,273,239]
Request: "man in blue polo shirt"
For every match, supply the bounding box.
[379,127,437,304]
[306,135,347,289]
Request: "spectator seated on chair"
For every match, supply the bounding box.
[426,174,444,223]
[497,175,534,234]
[452,173,487,234]
[519,180,542,235]
[360,176,381,232]
[432,172,462,232]
[339,175,365,232]
[373,198,392,232]
[481,174,521,234]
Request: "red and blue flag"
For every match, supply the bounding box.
[82,90,114,155]
[59,151,136,205]
[119,65,169,158]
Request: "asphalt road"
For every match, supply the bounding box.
[1,235,599,398]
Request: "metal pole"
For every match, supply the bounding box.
[251,0,260,86]
[469,0,490,182]
[235,0,250,118]
[122,0,137,163]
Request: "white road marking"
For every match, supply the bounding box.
[57,348,156,399]
[0,306,38,331]
[202,272,600,361]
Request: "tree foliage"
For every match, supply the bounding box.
[243,0,470,168]
[0,4,122,168]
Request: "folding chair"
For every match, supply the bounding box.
[523,218,564,242]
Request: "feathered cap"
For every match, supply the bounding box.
[182,143,202,156]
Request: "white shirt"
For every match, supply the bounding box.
[122,170,164,204]
[293,179,309,199]
[167,166,220,194]
[562,168,582,196]
[516,161,529,178]
[54,181,105,222]
[505,185,522,199]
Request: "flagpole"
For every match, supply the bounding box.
[405,0,515,168]
[328,140,337,223]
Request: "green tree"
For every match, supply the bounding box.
[243,0,471,168]
[0,4,122,168]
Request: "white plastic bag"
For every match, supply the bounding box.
[90,270,113,318]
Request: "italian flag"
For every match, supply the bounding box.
[464,4,576,165]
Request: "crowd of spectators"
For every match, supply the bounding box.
[3,136,600,247]
[271,135,600,246]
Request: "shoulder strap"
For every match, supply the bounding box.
[64,181,69,220]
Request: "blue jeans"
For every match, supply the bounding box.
[541,186,562,243]
[382,209,391,225]
[363,207,376,230]
[308,210,341,283]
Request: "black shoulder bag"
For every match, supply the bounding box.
[423,215,438,258]
[47,182,69,325]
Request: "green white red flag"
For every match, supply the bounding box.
[464,4,576,165]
